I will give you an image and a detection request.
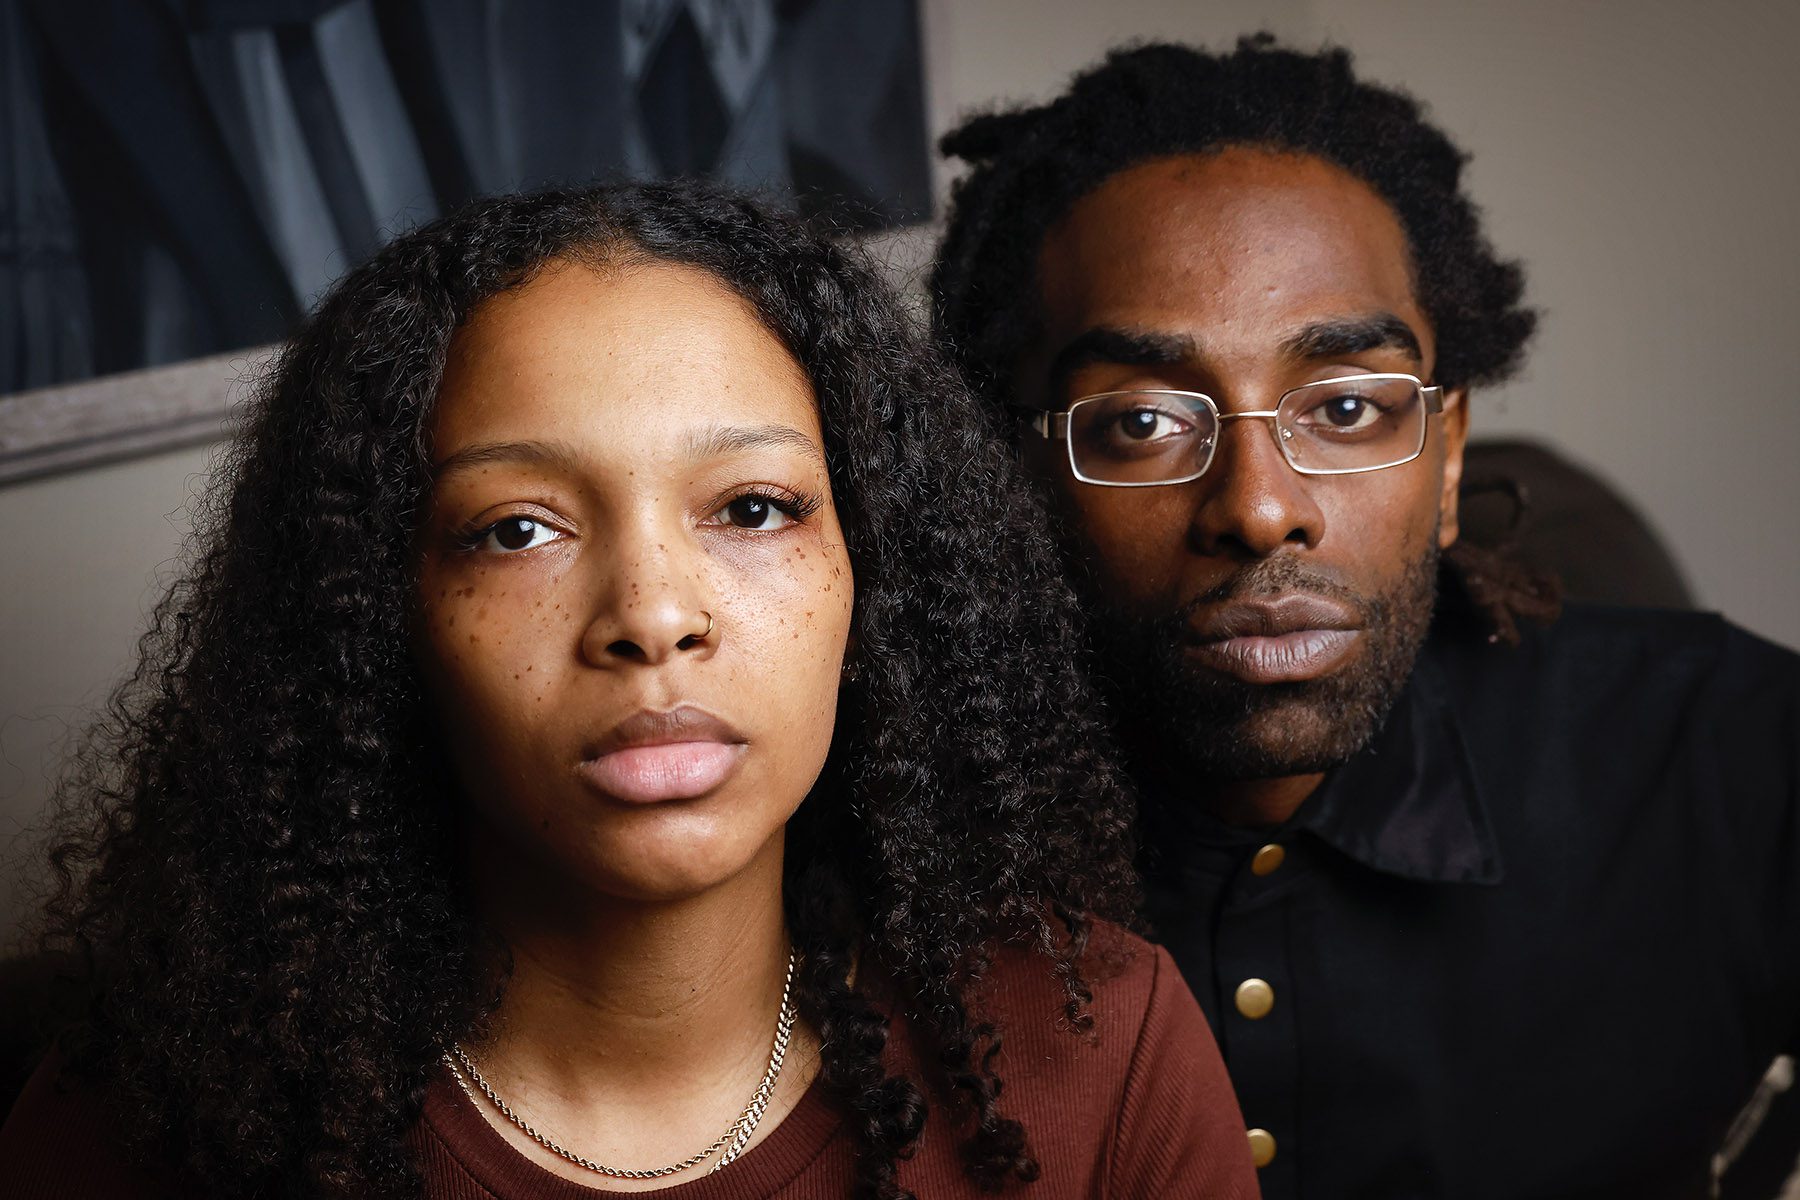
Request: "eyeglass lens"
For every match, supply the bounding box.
[1067,377,1429,484]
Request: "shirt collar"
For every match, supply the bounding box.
[1292,651,1505,886]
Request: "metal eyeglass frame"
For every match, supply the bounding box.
[1025,372,1446,487]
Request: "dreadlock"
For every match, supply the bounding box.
[931,34,1559,642]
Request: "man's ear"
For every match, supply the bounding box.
[1437,387,1471,550]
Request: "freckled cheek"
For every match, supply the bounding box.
[415,563,582,723]
[720,544,854,717]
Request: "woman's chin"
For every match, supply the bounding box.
[567,819,782,904]
[464,781,795,908]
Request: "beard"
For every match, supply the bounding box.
[1086,544,1440,783]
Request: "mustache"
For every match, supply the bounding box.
[1166,558,1369,627]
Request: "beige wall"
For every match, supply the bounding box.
[0,443,218,949]
[3,0,1797,943]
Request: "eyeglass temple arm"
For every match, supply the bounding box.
[1026,410,1069,440]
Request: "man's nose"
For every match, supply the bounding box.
[1186,416,1326,559]
[578,528,717,668]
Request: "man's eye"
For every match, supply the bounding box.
[475,517,561,553]
[1110,407,1189,441]
[1309,393,1383,431]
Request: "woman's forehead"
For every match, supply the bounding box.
[430,259,821,466]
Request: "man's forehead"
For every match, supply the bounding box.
[1034,149,1430,360]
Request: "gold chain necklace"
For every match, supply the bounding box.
[443,949,797,1180]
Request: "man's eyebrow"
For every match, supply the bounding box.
[684,422,826,468]
[1279,313,1423,364]
[431,438,587,479]
[1047,326,1198,399]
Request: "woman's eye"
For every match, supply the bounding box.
[717,494,798,531]
[475,516,561,553]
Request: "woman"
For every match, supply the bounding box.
[1,182,1257,1198]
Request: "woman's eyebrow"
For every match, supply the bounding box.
[684,422,826,468]
[431,438,587,479]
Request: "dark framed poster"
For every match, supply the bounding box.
[0,0,932,478]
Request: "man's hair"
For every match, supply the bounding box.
[932,34,1536,401]
[931,34,1556,643]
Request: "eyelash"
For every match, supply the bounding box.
[449,486,822,555]
[451,514,563,554]
[707,485,823,530]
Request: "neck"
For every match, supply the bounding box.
[466,825,793,1097]
[1132,750,1325,831]
[1200,772,1324,828]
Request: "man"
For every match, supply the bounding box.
[931,36,1800,1199]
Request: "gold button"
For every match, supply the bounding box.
[1251,843,1286,875]
[1235,977,1274,1020]
[1247,1127,1277,1167]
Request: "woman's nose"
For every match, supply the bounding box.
[578,537,717,668]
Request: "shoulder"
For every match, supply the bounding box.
[975,919,1180,1062]
[973,921,1259,1197]
[1427,605,1799,918]
[1429,603,1797,731]
[1540,604,1794,674]
[0,1052,176,1199]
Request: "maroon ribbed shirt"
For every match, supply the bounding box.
[3,924,1260,1198]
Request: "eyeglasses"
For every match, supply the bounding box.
[1026,373,1446,487]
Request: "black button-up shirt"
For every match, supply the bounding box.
[1144,605,1800,1199]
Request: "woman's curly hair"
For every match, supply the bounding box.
[930,34,1556,642]
[40,180,1140,1199]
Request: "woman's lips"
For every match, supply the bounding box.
[577,741,746,804]
[1184,628,1364,684]
[579,706,748,804]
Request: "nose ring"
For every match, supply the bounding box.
[697,610,715,641]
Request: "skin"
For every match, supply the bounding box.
[413,258,854,1188]
[1016,148,1469,826]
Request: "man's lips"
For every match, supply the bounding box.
[1184,629,1363,684]
[577,706,747,804]
[1183,594,1365,685]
